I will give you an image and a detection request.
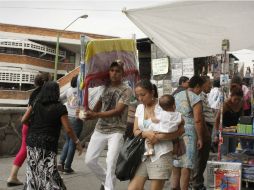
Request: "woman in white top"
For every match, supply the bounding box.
[128,79,184,190]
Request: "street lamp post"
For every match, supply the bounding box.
[54,14,88,81]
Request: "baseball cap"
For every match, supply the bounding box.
[110,59,124,72]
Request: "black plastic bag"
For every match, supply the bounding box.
[115,134,145,181]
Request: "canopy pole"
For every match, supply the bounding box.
[218,39,230,161]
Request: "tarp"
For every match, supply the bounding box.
[124,1,254,58]
[82,38,139,109]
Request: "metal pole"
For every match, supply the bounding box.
[54,33,60,81]
[53,14,88,81]
[218,39,230,161]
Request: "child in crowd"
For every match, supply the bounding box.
[144,94,184,156]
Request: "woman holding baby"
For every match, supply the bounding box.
[128,79,184,190]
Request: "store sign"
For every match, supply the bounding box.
[152,58,169,76]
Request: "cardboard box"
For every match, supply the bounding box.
[207,161,241,190]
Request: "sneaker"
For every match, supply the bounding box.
[63,168,75,174]
[7,179,23,187]
[57,163,64,172]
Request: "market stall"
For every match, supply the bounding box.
[124,1,254,189]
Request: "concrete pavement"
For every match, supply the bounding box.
[1,150,252,190]
[0,150,155,190]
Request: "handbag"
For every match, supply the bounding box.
[115,133,145,181]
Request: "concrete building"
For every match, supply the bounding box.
[0,23,115,105]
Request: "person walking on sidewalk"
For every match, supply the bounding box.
[84,60,132,190]
[7,72,51,187]
[58,75,84,174]
[22,81,83,189]
[128,80,184,190]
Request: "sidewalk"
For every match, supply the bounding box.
[0,150,155,190]
[1,151,252,190]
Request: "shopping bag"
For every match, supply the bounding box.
[115,134,145,181]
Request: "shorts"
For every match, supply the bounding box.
[135,153,172,180]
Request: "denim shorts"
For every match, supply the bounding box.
[135,153,172,180]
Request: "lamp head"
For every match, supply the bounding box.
[80,15,88,19]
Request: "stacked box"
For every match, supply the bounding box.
[237,124,245,134]
[237,124,253,134]
[238,116,253,134]
[246,125,253,134]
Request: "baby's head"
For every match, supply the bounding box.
[159,94,175,111]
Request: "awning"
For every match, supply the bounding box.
[124,1,254,58]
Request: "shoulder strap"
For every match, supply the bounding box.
[185,90,193,116]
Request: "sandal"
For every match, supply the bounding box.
[7,179,23,187]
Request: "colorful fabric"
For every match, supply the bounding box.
[82,39,139,109]
[84,39,138,88]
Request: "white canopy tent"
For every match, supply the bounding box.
[124,1,254,58]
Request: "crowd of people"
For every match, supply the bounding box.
[6,60,252,190]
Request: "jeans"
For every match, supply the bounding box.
[191,123,212,189]
[85,130,124,190]
[59,117,83,169]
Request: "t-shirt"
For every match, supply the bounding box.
[26,101,68,153]
[208,87,221,110]
[95,83,132,134]
[66,87,79,117]
[156,111,181,133]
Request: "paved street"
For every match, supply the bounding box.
[0,150,253,190]
[0,150,155,190]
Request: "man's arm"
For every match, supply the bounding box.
[92,100,102,112]
[86,102,127,119]
[215,110,221,131]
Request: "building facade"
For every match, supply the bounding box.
[0,23,114,105]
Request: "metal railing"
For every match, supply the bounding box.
[0,69,38,84]
[0,39,66,58]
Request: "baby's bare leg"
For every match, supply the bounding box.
[144,139,155,156]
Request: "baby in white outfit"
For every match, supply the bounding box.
[144,94,184,156]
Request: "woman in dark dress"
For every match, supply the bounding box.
[22,81,83,189]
